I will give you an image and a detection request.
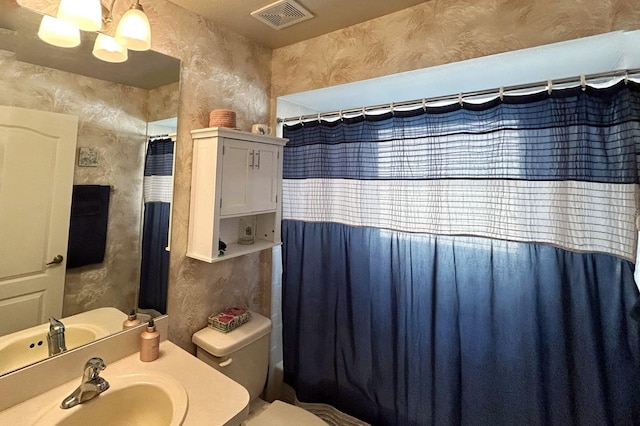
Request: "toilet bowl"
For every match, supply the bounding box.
[192,312,326,425]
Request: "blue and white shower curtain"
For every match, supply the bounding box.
[139,137,173,314]
[281,82,640,425]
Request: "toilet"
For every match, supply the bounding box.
[192,312,327,425]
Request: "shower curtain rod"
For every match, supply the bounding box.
[277,67,640,124]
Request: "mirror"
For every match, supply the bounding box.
[0,2,180,375]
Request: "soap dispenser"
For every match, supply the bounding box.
[140,318,160,362]
[122,310,141,330]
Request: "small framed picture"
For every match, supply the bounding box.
[78,147,98,167]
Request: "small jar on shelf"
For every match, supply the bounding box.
[238,216,256,245]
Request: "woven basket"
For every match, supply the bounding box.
[209,109,237,129]
[207,308,251,333]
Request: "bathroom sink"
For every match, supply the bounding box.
[0,324,110,375]
[32,372,188,426]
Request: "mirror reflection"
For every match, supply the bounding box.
[0,2,180,375]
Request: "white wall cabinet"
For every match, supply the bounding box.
[187,127,287,263]
[220,140,279,216]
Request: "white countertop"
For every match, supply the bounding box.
[0,341,250,425]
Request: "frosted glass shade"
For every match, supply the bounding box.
[92,34,128,63]
[37,15,81,48]
[114,7,151,51]
[57,0,103,32]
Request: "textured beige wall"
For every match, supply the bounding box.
[140,2,274,352]
[148,82,180,123]
[271,0,640,101]
[0,49,147,317]
[17,0,273,353]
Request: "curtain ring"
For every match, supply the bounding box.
[339,110,344,121]
[580,75,586,91]
[547,80,553,95]
[458,93,463,106]
[390,102,395,116]
[317,113,321,123]
[499,87,504,102]
[299,115,304,126]
[422,98,427,111]
[624,72,629,85]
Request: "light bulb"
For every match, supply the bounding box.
[93,34,128,63]
[114,4,151,51]
[37,15,81,48]
[57,0,103,32]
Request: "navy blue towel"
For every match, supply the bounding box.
[66,185,110,269]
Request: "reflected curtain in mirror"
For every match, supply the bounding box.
[139,137,173,314]
[281,81,640,425]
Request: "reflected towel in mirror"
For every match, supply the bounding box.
[67,185,110,268]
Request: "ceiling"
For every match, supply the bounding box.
[166,0,427,49]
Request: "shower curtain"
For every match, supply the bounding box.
[281,81,640,425]
[139,137,173,314]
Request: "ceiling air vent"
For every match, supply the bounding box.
[251,0,314,30]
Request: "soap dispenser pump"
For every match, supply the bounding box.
[140,318,160,362]
[122,310,141,330]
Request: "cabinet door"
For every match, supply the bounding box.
[252,144,279,212]
[220,139,253,216]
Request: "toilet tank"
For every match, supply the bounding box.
[192,312,271,402]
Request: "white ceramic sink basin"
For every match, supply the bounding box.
[0,324,110,375]
[33,372,188,426]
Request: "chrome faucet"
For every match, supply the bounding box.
[60,357,110,409]
[46,318,67,356]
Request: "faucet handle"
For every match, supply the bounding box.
[49,317,65,334]
[83,357,106,381]
[61,357,109,409]
[47,318,67,356]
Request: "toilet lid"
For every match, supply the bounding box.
[245,401,327,426]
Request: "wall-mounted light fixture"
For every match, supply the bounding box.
[37,0,151,63]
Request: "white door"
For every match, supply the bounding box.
[0,106,78,335]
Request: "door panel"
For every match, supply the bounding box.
[0,127,57,277]
[220,139,253,216]
[0,106,78,335]
[0,292,45,336]
[252,145,278,212]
